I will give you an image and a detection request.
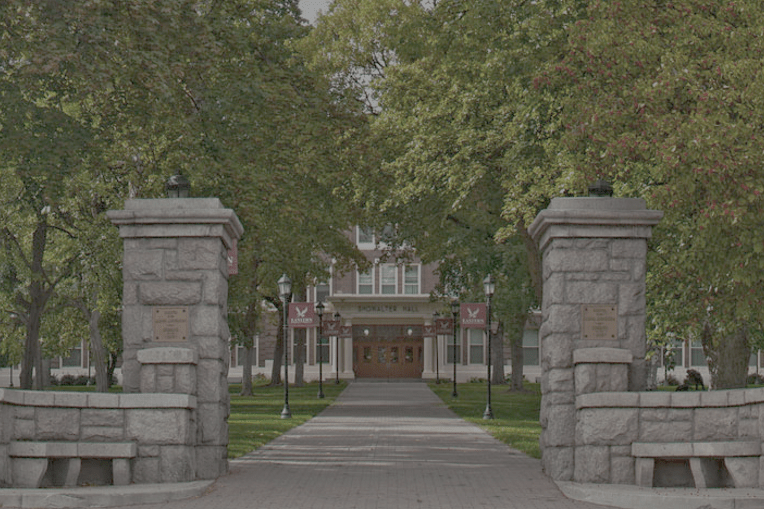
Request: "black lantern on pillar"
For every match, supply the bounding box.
[483,274,495,420]
[165,172,191,198]
[278,274,292,419]
[450,299,460,398]
[316,302,325,399]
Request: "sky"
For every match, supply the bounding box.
[299,0,332,24]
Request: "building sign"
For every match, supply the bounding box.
[323,319,340,336]
[582,305,618,340]
[153,307,189,342]
[339,325,353,339]
[289,303,316,328]
[461,303,487,329]
[423,325,436,339]
[227,238,238,276]
[435,318,453,335]
[357,304,420,313]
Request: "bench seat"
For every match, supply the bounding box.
[9,441,136,488]
[632,441,760,488]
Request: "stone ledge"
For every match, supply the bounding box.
[573,348,632,364]
[9,441,137,458]
[137,347,199,365]
[577,392,640,409]
[632,441,761,458]
[119,393,197,409]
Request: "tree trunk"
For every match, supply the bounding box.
[508,314,526,391]
[491,321,505,385]
[88,309,109,392]
[240,345,254,396]
[702,323,750,390]
[22,221,51,390]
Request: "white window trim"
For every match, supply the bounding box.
[380,263,398,295]
[404,264,421,295]
[357,266,374,294]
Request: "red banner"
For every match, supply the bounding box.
[461,303,487,329]
[289,303,316,328]
[339,325,353,339]
[435,318,453,335]
[323,319,340,336]
[423,325,436,339]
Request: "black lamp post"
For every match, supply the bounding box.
[433,311,440,384]
[316,302,325,399]
[165,172,191,198]
[483,274,495,420]
[451,299,459,398]
[334,312,341,384]
[278,274,292,419]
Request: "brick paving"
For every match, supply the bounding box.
[127,381,614,509]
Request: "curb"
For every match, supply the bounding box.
[0,480,214,508]
[557,481,764,509]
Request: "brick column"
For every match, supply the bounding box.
[108,198,243,480]
[529,197,661,481]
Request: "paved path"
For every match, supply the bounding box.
[128,381,612,509]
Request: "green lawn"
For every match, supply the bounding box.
[228,381,346,458]
[428,381,542,459]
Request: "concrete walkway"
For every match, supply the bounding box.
[128,381,612,509]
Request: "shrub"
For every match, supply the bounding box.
[684,369,705,390]
[747,373,764,386]
[665,374,680,386]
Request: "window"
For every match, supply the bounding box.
[404,265,420,295]
[381,264,397,294]
[358,268,373,294]
[661,336,684,368]
[236,339,258,368]
[447,333,461,364]
[62,345,83,368]
[690,340,707,367]
[469,328,484,364]
[357,226,374,247]
[315,281,329,303]
[522,329,540,366]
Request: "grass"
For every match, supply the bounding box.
[429,381,542,459]
[227,381,346,458]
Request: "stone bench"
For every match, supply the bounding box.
[9,441,137,488]
[632,441,761,488]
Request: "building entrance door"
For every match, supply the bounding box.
[352,325,424,379]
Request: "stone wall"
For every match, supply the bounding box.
[529,197,663,481]
[574,387,764,486]
[0,388,196,487]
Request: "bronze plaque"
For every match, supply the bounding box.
[582,305,617,340]
[153,307,189,342]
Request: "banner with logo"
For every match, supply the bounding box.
[460,303,487,329]
[288,303,316,328]
[339,325,353,339]
[435,318,453,335]
[323,319,340,336]
[423,325,436,339]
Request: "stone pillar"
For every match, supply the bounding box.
[529,197,661,481]
[108,198,243,481]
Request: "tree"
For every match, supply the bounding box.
[299,0,573,387]
[545,0,764,388]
